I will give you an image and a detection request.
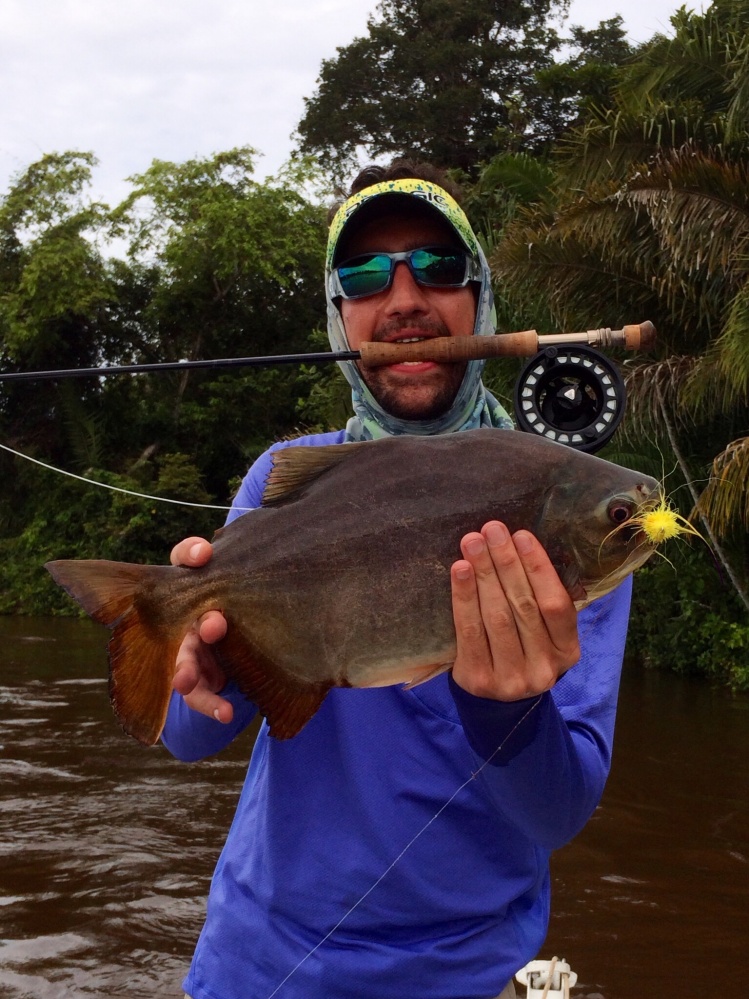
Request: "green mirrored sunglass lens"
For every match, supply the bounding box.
[338,255,391,297]
[411,250,466,284]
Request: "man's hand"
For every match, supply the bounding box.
[170,537,232,723]
[450,521,580,701]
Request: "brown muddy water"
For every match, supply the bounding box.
[1,615,747,999]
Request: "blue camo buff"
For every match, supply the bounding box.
[325,178,513,441]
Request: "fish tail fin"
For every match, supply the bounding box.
[46,559,146,625]
[45,559,180,746]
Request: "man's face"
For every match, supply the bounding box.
[339,212,477,421]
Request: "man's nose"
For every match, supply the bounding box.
[385,261,429,313]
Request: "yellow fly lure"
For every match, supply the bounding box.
[634,492,707,546]
[604,489,709,557]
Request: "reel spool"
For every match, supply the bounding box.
[513,345,626,454]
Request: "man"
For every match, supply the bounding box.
[165,162,631,999]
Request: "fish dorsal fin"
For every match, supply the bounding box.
[262,441,368,506]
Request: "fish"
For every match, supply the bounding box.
[46,429,659,745]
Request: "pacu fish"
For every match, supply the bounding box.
[46,430,659,744]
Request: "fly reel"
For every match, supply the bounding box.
[513,345,626,454]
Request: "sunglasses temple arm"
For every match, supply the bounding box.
[358,322,655,367]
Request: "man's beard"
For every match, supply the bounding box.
[360,362,468,420]
[358,317,468,421]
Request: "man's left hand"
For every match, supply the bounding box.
[450,521,580,701]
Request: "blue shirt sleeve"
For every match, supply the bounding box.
[448,577,631,850]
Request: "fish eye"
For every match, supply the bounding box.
[608,501,634,526]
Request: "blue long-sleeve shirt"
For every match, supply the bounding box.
[162,430,631,999]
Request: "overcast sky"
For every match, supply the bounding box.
[1,0,702,208]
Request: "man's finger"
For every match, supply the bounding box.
[170,536,213,567]
[198,610,227,645]
[462,526,524,665]
[184,685,234,724]
[511,530,580,660]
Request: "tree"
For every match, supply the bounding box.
[0,153,136,533]
[533,16,635,142]
[0,150,333,612]
[482,0,749,679]
[112,149,329,494]
[296,0,569,177]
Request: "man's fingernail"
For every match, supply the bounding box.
[514,532,533,554]
[213,708,221,721]
[455,565,471,580]
[485,523,509,547]
[466,538,484,556]
[190,543,203,560]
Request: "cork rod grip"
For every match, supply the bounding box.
[359,331,540,367]
[623,321,656,351]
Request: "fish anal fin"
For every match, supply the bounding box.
[108,612,181,746]
[262,441,368,506]
[216,627,332,739]
[45,560,146,627]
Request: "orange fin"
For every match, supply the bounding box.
[261,441,368,506]
[45,559,179,746]
[45,559,145,626]
[107,610,182,746]
[216,626,333,739]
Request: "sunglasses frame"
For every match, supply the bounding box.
[329,246,482,301]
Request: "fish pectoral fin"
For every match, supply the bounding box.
[542,546,588,604]
[558,563,587,604]
[402,661,452,690]
[215,627,333,739]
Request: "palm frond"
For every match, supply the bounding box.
[697,435,749,534]
[622,355,701,437]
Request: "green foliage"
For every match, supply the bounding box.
[297,3,637,178]
[0,152,115,362]
[0,456,219,615]
[627,542,749,691]
[296,0,569,177]
[0,148,331,612]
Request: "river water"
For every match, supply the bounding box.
[1,615,747,999]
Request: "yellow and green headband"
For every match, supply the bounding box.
[326,178,480,270]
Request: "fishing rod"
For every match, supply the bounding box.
[0,321,655,383]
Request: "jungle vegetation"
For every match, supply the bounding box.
[1,0,747,688]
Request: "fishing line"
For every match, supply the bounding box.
[265,697,542,999]
[0,442,246,512]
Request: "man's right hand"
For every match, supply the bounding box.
[170,537,233,723]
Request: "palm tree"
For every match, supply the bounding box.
[489,0,749,576]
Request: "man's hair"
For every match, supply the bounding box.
[349,159,463,201]
[327,159,464,223]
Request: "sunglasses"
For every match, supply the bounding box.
[329,246,482,300]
